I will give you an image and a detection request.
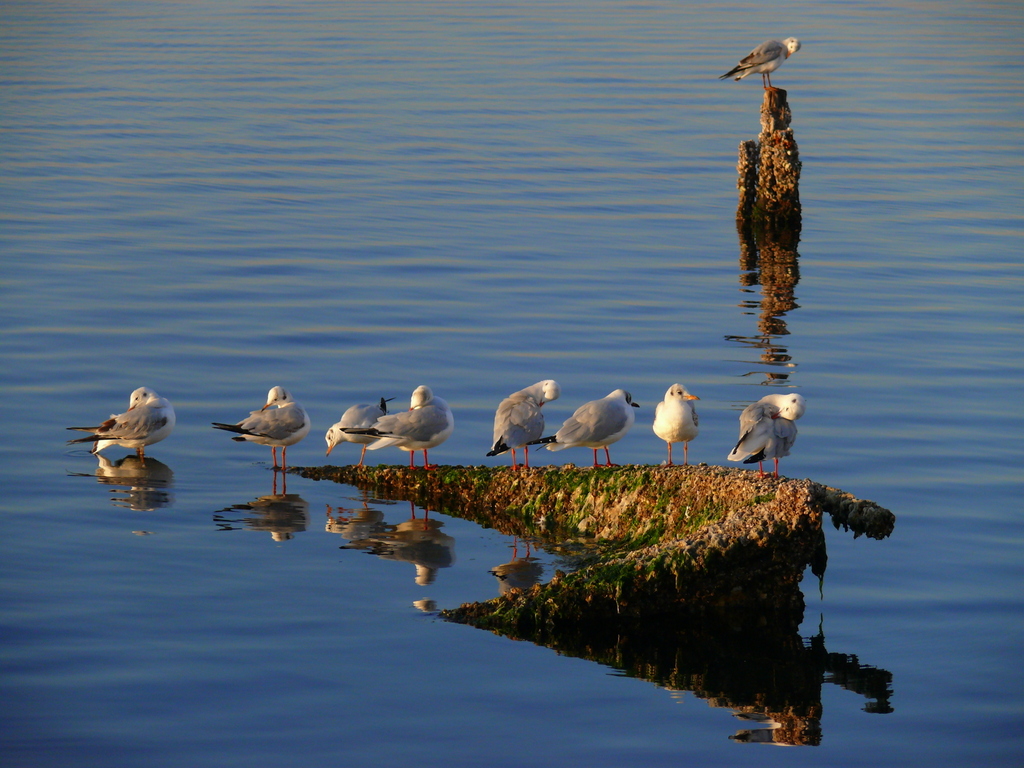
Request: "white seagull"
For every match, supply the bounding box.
[486,379,561,470]
[652,383,700,466]
[532,389,639,468]
[67,387,175,460]
[325,397,393,466]
[344,385,454,470]
[720,38,802,89]
[727,392,806,477]
[212,386,311,470]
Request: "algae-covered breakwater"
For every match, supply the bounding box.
[295,464,894,636]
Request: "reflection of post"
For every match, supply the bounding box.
[730,88,802,385]
[728,221,801,384]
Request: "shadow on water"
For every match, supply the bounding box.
[212,469,310,541]
[68,453,175,511]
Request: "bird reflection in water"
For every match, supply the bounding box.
[340,501,456,585]
[69,454,175,511]
[490,538,544,596]
[213,469,309,541]
[325,494,388,540]
[725,223,801,386]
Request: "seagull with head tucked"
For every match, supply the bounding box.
[727,392,806,477]
[344,385,454,470]
[213,386,311,470]
[486,379,561,470]
[67,387,175,461]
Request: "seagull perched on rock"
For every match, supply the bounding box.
[212,386,311,470]
[343,385,454,470]
[486,379,561,470]
[531,389,639,468]
[652,383,700,466]
[67,387,175,461]
[727,392,806,477]
[720,38,802,89]
[325,397,393,466]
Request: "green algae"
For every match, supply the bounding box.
[293,463,894,634]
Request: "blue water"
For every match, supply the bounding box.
[2,1,1022,765]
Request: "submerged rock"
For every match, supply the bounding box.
[294,464,894,635]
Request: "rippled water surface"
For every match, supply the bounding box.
[2,1,1022,766]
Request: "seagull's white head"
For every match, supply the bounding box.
[410,385,433,410]
[774,392,806,421]
[609,389,640,408]
[263,386,293,410]
[128,387,159,409]
[666,383,700,402]
[325,425,343,455]
[539,380,561,405]
[783,37,801,56]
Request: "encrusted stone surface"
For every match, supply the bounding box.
[294,464,894,633]
[736,87,802,229]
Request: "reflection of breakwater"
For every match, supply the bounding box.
[524,619,892,747]
[726,223,801,385]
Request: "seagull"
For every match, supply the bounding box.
[727,392,806,477]
[652,383,700,466]
[325,397,393,466]
[531,389,639,468]
[212,386,311,470]
[486,379,561,470]
[344,385,454,470]
[67,387,175,461]
[720,38,802,89]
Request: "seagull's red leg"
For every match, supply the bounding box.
[592,449,600,468]
[408,450,415,469]
[511,449,518,471]
[358,445,367,467]
[523,445,530,469]
[666,443,674,467]
[605,447,615,467]
[774,457,780,478]
[423,450,437,470]
[683,442,689,466]
[758,461,765,478]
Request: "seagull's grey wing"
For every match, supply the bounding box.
[340,403,385,430]
[104,405,169,441]
[375,405,448,444]
[728,402,774,460]
[243,404,307,440]
[740,39,784,67]
[401,405,451,442]
[557,400,627,445]
[769,417,798,459]
[505,399,544,446]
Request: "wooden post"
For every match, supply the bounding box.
[736,88,802,230]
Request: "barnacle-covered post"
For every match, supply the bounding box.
[737,88,802,230]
